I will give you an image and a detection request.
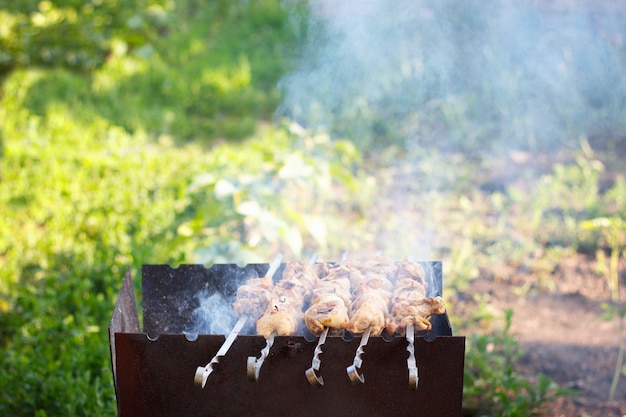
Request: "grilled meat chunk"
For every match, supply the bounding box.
[233,275,274,320]
[385,296,446,334]
[346,288,390,336]
[304,294,349,335]
[344,257,396,336]
[255,261,318,338]
[304,263,354,335]
[385,261,446,336]
[256,297,303,338]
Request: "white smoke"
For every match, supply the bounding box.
[184,291,237,338]
[278,0,626,152]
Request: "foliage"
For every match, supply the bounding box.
[600,302,626,402]
[0,3,299,413]
[181,122,366,263]
[2,1,624,416]
[395,144,624,413]
[0,69,207,416]
[463,310,575,417]
[3,0,296,143]
[467,142,626,282]
[93,0,296,141]
[505,146,603,253]
[278,1,626,153]
[581,217,626,301]
[0,71,363,417]
[581,216,626,401]
[0,0,171,76]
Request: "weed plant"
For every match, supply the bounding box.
[581,217,626,401]
[463,310,575,417]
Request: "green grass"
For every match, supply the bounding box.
[7,0,295,144]
[0,82,345,416]
[0,68,207,415]
[0,60,361,417]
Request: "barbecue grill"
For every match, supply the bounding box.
[109,261,465,417]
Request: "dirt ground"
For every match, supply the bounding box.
[356,134,626,416]
[456,143,626,417]
[374,142,626,416]
[468,255,626,417]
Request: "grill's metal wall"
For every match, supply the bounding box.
[110,263,465,417]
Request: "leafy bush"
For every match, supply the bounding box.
[2,0,296,143]
[0,69,207,416]
[180,122,367,263]
[0,0,171,76]
[0,66,364,415]
[0,7,302,414]
[463,310,573,417]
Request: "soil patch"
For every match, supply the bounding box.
[467,255,626,417]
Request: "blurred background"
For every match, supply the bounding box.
[1,0,625,415]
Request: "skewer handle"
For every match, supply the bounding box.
[305,327,329,387]
[406,323,418,390]
[247,331,276,381]
[346,326,371,384]
[194,315,248,388]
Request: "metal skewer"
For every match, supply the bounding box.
[406,323,418,390]
[247,330,275,381]
[305,252,347,386]
[346,325,371,384]
[194,315,248,388]
[194,253,283,388]
[345,249,384,383]
[247,254,317,381]
[305,326,329,386]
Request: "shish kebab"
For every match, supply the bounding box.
[303,256,446,387]
[247,255,319,381]
[345,256,397,384]
[194,254,445,388]
[385,260,446,390]
[303,254,355,386]
[194,252,283,388]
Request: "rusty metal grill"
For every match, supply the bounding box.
[109,262,465,417]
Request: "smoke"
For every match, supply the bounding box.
[184,291,238,338]
[277,0,626,152]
